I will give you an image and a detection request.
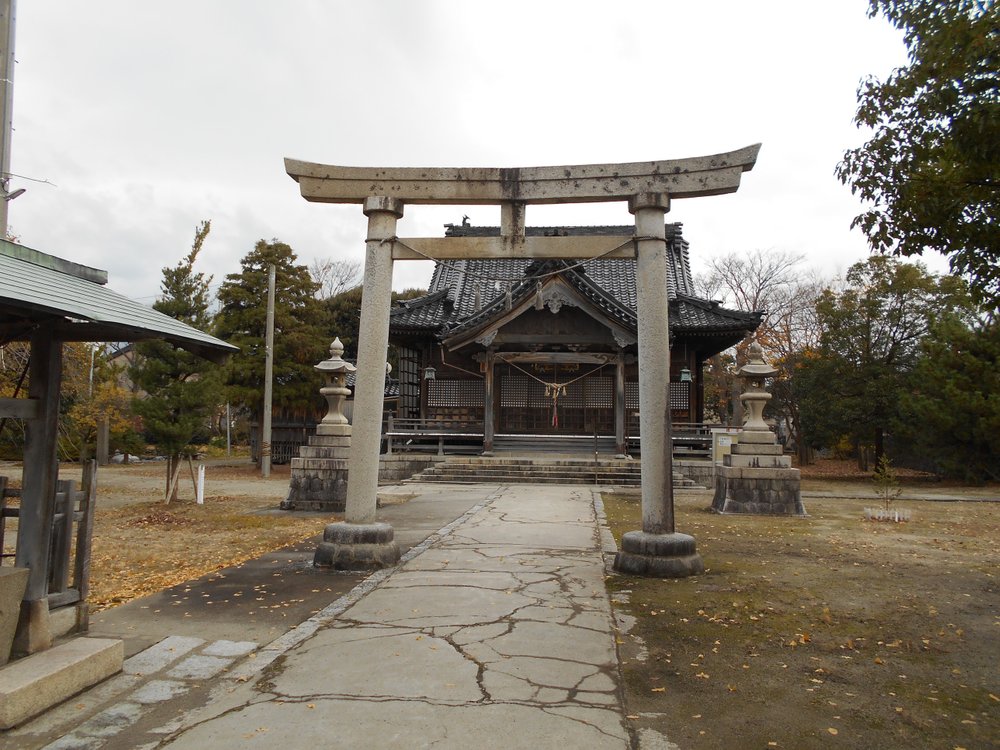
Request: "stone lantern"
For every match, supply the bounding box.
[316,338,355,437]
[281,338,356,512]
[711,341,805,516]
[738,341,778,440]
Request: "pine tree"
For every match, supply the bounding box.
[215,239,329,457]
[897,313,999,483]
[132,221,222,501]
[795,256,967,467]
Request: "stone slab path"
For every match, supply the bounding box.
[9,484,630,749]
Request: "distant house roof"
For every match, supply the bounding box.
[390,223,761,344]
[0,240,237,362]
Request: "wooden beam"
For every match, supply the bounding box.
[0,397,39,420]
[390,235,636,261]
[496,352,617,365]
[286,145,761,206]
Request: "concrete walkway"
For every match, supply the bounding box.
[7,484,630,749]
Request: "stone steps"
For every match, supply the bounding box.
[405,457,703,488]
[0,637,123,729]
[492,435,618,454]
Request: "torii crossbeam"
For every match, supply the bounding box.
[286,145,760,576]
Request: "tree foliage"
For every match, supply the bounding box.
[63,366,140,459]
[215,239,329,422]
[326,285,429,364]
[324,285,364,360]
[132,221,222,499]
[837,0,999,306]
[795,256,967,465]
[896,313,999,482]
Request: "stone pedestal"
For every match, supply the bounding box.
[614,531,704,577]
[711,342,805,516]
[712,461,806,515]
[282,338,354,512]
[313,522,401,570]
[281,435,351,512]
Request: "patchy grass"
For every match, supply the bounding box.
[602,490,1000,750]
[88,495,338,611]
[90,497,336,611]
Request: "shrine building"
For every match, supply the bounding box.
[388,221,761,456]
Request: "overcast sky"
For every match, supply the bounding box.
[7,1,938,304]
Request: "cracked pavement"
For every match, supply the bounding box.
[9,484,630,749]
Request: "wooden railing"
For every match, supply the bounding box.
[0,461,98,615]
[383,416,485,456]
[625,418,715,458]
[383,417,717,459]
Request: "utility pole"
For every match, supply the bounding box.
[0,0,17,237]
[261,264,275,477]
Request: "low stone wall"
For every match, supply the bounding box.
[378,454,446,483]
[675,460,714,487]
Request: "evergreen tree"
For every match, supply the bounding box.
[795,256,966,467]
[215,239,329,454]
[324,284,364,359]
[897,313,999,482]
[325,284,427,361]
[132,221,222,501]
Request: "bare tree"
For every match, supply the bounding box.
[696,249,826,462]
[309,258,362,299]
[697,249,805,338]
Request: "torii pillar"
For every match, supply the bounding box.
[286,146,760,575]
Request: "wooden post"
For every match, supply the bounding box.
[615,350,626,458]
[73,460,97,630]
[14,331,62,653]
[96,415,110,465]
[482,349,495,455]
[49,479,74,594]
[0,474,7,562]
[262,263,276,477]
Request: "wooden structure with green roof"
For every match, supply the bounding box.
[0,240,236,654]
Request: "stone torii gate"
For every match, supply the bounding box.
[286,145,760,576]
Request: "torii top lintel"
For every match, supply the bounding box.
[284,144,760,206]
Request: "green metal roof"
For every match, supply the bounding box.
[0,240,237,363]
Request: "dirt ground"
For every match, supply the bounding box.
[2,458,998,749]
[0,460,335,610]
[603,486,999,750]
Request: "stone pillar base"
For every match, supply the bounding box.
[313,522,401,570]
[712,466,806,516]
[12,597,51,656]
[0,568,29,664]
[281,470,347,512]
[613,531,704,578]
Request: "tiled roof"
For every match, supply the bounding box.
[0,240,237,362]
[390,224,759,339]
